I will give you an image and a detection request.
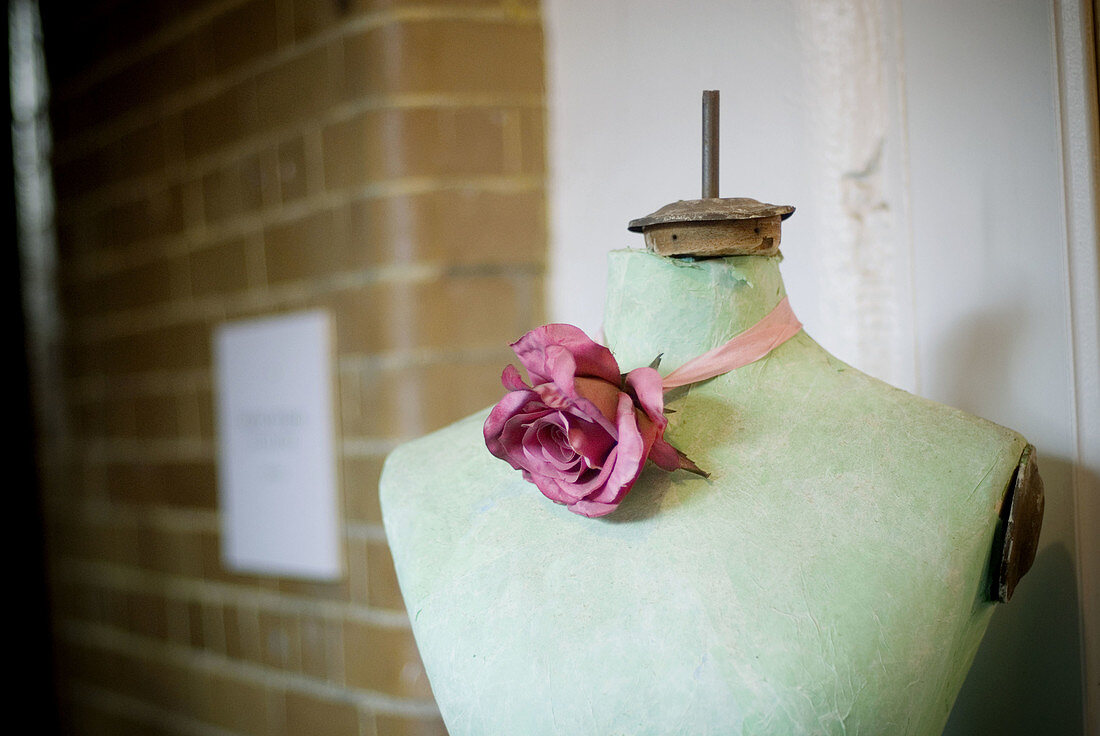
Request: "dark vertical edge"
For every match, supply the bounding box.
[8,1,61,730]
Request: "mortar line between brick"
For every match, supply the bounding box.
[60,620,442,717]
[53,9,541,163]
[55,3,539,107]
[51,0,253,102]
[65,107,545,215]
[54,557,410,628]
[71,263,544,347]
[45,497,220,532]
[48,497,385,544]
[68,684,240,736]
[65,343,516,401]
[71,262,446,342]
[69,174,545,280]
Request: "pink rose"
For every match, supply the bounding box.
[483,324,692,518]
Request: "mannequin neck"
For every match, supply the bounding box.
[603,249,789,373]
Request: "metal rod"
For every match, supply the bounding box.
[702,90,719,199]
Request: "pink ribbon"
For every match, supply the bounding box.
[660,296,802,390]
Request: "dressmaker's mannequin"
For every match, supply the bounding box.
[382,248,1041,735]
[380,94,1042,735]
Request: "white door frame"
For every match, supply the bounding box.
[1055,0,1100,731]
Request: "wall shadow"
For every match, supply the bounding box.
[944,519,1084,734]
[930,303,1086,733]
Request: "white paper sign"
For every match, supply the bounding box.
[214,310,343,579]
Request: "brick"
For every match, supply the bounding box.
[520,106,546,174]
[62,37,201,134]
[264,206,345,284]
[225,604,264,661]
[205,0,279,76]
[222,604,244,658]
[367,540,403,610]
[341,188,546,267]
[333,275,525,356]
[298,615,342,680]
[127,591,168,640]
[190,236,251,297]
[51,119,172,199]
[101,396,136,437]
[104,525,143,569]
[198,532,281,592]
[322,107,506,190]
[398,108,508,178]
[165,597,191,645]
[278,135,309,202]
[343,20,544,99]
[342,455,385,523]
[102,119,172,185]
[388,20,544,97]
[138,657,208,714]
[291,0,344,43]
[98,319,211,375]
[95,182,186,249]
[347,537,370,604]
[198,672,272,736]
[353,0,500,8]
[180,81,259,159]
[412,274,527,349]
[56,210,99,258]
[255,44,341,130]
[196,387,217,441]
[202,152,275,224]
[103,460,217,508]
[72,257,177,315]
[277,576,350,602]
[132,394,180,438]
[343,621,432,699]
[341,26,389,99]
[320,112,390,190]
[419,355,514,432]
[64,700,169,736]
[259,607,303,673]
[172,527,207,578]
[187,601,205,649]
[284,691,359,736]
[331,280,409,355]
[373,714,448,736]
[337,363,410,439]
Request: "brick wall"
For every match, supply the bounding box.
[35,1,546,733]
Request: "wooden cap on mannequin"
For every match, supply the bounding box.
[626,90,795,257]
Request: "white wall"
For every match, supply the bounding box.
[543,0,1096,732]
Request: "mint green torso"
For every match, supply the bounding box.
[381,250,1026,735]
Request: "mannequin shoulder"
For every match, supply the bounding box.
[380,411,513,526]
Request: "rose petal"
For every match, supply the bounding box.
[501,364,529,391]
[511,324,620,386]
[521,419,584,479]
[647,435,681,472]
[499,404,553,453]
[484,389,541,460]
[526,469,587,504]
[572,377,622,423]
[625,366,667,428]
[566,498,620,518]
[575,393,656,508]
[532,378,619,439]
[566,417,615,468]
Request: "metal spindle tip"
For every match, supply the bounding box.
[702,91,720,199]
